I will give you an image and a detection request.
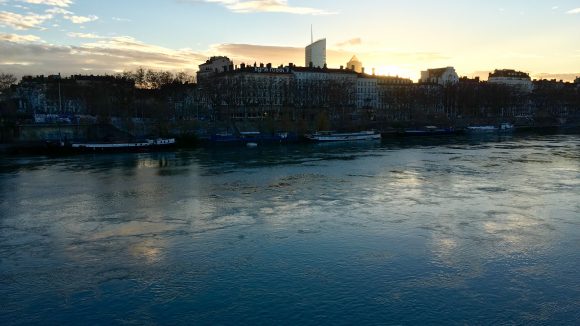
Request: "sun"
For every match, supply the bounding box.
[374,65,417,80]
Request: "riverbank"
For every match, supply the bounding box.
[2,124,579,155]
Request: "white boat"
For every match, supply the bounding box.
[499,123,515,131]
[466,125,498,133]
[69,138,176,151]
[306,131,381,142]
[466,123,514,133]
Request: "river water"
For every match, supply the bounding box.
[1,134,579,325]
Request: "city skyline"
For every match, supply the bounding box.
[0,0,579,81]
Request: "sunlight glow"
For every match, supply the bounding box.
[374,65,417,80]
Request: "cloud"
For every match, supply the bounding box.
[198,0,336,15]
[19,0,72,7]
[211,43,303,65]
[0,10,52,29]
[67,32,103,39]
[566,8,580,14]
[0,6,98,31]
[0,32,42,42]
[43,7,98,24]
[45,7,71,14]
[63,14,98,24]
[0,35,207,76]
[336,38,362,47]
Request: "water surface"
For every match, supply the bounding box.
[1,134,579,325]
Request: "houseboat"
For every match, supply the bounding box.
[306,131,381,142]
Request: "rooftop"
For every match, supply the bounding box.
[215,63,359,76]
[307,38,326,47]
[425,67,454,78]
[489,69,530,79]
[201,56,232,65]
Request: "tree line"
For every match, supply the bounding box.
[0,73,17,91]
[0,69,195,91]
[1,68,579,134]
[118,68,195,89]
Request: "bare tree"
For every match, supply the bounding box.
[174,71,196,84]
[0,73,17,91]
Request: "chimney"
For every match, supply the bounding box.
[266,63,272,69]
[241,63,246,69]
[362,67,365,74]
[340,65,344,70]
[260,63,264,68]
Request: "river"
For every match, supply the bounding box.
[1,133,579,325]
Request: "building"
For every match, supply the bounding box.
[198,61,360,123]
[377,76,414,85]
[533,79,570,90]
[13,75,131,115]
[420,67,459,86]
[356,75,378,109]
[198,62,296,120]
[198,59,423,121]
[347,55,363,73]
[196,57,447,125]
[305,39,326,68]
[197,56,234,82]
[224,64,294,120]
[292,66,356,110]
[376,76,414,121]
[575,76,580,84]
[487,69,533,93]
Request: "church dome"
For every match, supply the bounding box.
[349,55,361,64]
[347,55,363,73]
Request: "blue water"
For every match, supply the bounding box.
[1,134,579,325]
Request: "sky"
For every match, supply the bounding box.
[0,0,579,81]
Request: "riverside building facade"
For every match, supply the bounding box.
[197,57,418,123]
[356,74,378,109]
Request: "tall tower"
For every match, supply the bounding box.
[305,38,326,68]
